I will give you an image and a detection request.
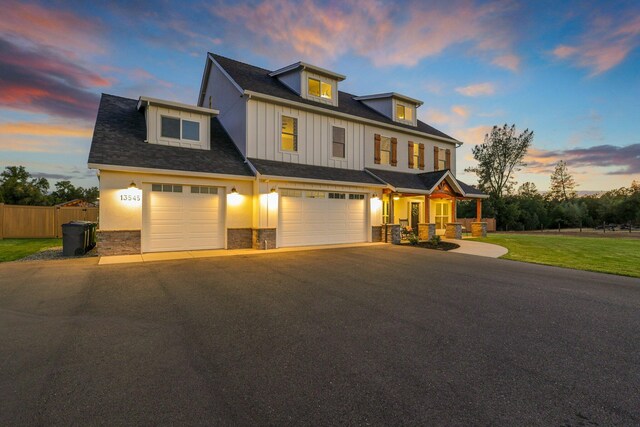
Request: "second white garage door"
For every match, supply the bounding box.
[143,184,224,252]
[279,190,368,247]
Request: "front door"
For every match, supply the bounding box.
[410,202,420,230]
[435,201,450,231]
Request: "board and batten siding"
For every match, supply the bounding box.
[246,99,366,170]
[201,60,248,155]
[363,125,457,175]
[146,106,210,150]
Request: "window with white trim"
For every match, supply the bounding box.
[161,116,200,141]
[281,116,297,152]
[437,148,447,171]
[396,103,413,122]
[308,78,332,99]
[380,136,391,165]
[332,126,345,158]
[191,186,218,194]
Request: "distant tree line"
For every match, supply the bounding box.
[0,166,98,206]
[461,124,640,230]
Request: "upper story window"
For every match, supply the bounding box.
[281,116,298,152]
[161,116,200,141]
[435,147,448,170]
[308,78,332,99]
[380,136,391,165]
[396,103,413,122]
[409,143,419,169]
[332,126,345,158]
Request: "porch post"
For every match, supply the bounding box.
[424,195,429,223]
[389,194,395,224]
[451,198,457,222]
[476,199,482,222]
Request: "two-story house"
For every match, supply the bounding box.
[88,53,486,255]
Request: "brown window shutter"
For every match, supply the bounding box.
[374,134,381,164]
[434,146,439,170]
[390,137,398,166]
[445,149,451,170]
[408,141,414,168]
[418,143,425,170]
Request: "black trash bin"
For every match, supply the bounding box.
[62,221,94,256]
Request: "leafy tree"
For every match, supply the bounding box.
[51,180,85,204]
[82,186,99,204]
[548,160,577,201]
[465,124,534,201]
[0,166,50,205]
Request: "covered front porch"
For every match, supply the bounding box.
[367,169,488,243]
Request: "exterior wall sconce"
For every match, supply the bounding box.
[371,193,379,200]
[128,181,137,189]
[270,187,277,193]
[231,187,238,194]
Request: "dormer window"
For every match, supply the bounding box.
[395,102,413,123]
[396,104,413,121]
[308,78,332,99]
[161,116,200,141]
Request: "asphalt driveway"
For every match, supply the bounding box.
[1,245,639,425]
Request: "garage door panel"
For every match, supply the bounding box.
[145,187,223,252]
[280,191,367,247]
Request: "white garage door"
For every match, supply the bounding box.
[279,190,368,247]
[143,184,223,252]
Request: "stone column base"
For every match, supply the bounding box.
[97,230,141,256]
[371,226,383,242]
[471,222,487,238]
[252,228,276,250]
[418,223,436,241]
[445,223,462,239]
[384,224,401,244]
[227,228,253,249]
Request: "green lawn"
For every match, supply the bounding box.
[475,234,640,278]
[0,238,62,262]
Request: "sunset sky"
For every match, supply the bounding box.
[0,0,638,191]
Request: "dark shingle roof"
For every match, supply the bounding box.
[88,94,253,177]
[249,158,385,185]
[366,168,485,196]
[457,180,485,196]
[210,54,455,141]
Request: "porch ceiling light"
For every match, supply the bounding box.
[393,194,400,200]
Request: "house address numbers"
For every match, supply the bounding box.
[120,194,141,202]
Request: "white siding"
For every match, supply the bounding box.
[202,60,248,155]
[146,106,210,149]
[246,99,366,170]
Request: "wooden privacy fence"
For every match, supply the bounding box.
[0,203,99,239]
[458,217,496,232]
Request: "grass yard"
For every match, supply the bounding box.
[0,239,62,262]
[475,234,640,278]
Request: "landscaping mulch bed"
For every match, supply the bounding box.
[15,246,98,262]
[403,241,460,251]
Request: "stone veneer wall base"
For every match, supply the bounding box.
[371,226,383,242]
[252,228,276,250]
[445,223,463,240]
[471,222,488,238]
[97,230,141,256]
[418,223,436,241]
[384,224,401,244]
[227,228,253,249]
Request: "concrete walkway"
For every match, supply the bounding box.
[447,238,508,258]
[99,242,386,265]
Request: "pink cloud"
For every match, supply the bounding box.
[552,14,640,75]
[455,82,496,97]
[0,0,106,55]
[212,0,520,70]
[525,144,640,175]
[491,54,520,72]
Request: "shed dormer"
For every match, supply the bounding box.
[353,93,422,127]
[269,62,346,107]
[137,96,218,150]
